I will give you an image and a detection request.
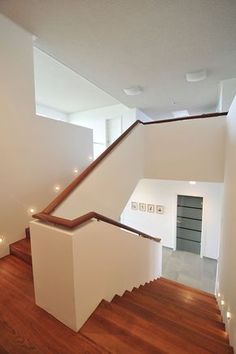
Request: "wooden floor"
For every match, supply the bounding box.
[0,254,233,354]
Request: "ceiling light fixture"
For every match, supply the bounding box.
[186,70,207,82]
[123,86,143,96]
[189,181,196,185]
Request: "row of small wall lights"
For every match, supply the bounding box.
[218,292,231,320]
[27,166,84,215]
[0,157,94,246]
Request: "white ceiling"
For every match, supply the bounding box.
[1,0,236,118]
[34,47,118,113]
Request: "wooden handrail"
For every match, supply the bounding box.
[142,112,227,125]
[42,120,139,214]
[33,211,161,243]
[33,111,227,244]
[42,111,227,215]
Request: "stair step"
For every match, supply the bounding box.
[145,280,220,313]
[121,289,225,335]
[130,287,223,325]
[81,302,163,354]
[90,299,231,353]
[159,277,216,299]
[157,277,218,306]
[111,299,233,354]
[138,284,222,321]
[10,239,32,265]
[112,294,229,346]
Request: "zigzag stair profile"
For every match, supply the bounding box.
[4,232,234,353]
[80,278,233,354]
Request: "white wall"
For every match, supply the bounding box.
[36,103,69,122]
[121,179,223,259]
[0,15,93,257]
[218,78,236,112]
[136,108,153,122]
[54,115,226,224]
[144,116,226,182]
[217,96,236,349]
[69,104,140,158]
[54,124,144,220]
[30,218,162,331]
[69,103,136,141]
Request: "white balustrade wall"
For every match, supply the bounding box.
[30,219,162,331]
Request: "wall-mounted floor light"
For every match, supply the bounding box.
[54,185,61,193]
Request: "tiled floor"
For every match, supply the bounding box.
[162,247,217,294]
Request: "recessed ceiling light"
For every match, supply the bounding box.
[186,70,207,82]
[123,86,143,96]
[173,110,189,118]
[189,181,196,185]
[221,299,225,306]
[29,208,35,214]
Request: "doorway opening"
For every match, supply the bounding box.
[176,195,203,255]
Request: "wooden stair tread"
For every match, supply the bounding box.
[155,278,218,307]
[106,300,232,354]
[89,299,224,354]
[121,289,225,334]
[138,284,222,321]
[144,281,220,313]
[112,294,229,346]
[10,238,32,265]
[160,277,216,299]
[81,306,164,354]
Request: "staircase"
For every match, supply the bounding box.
[9,227,32,265]
[8,233,233,353]
[79,277,233,353]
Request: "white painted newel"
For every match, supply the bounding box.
[30,219,162,331]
